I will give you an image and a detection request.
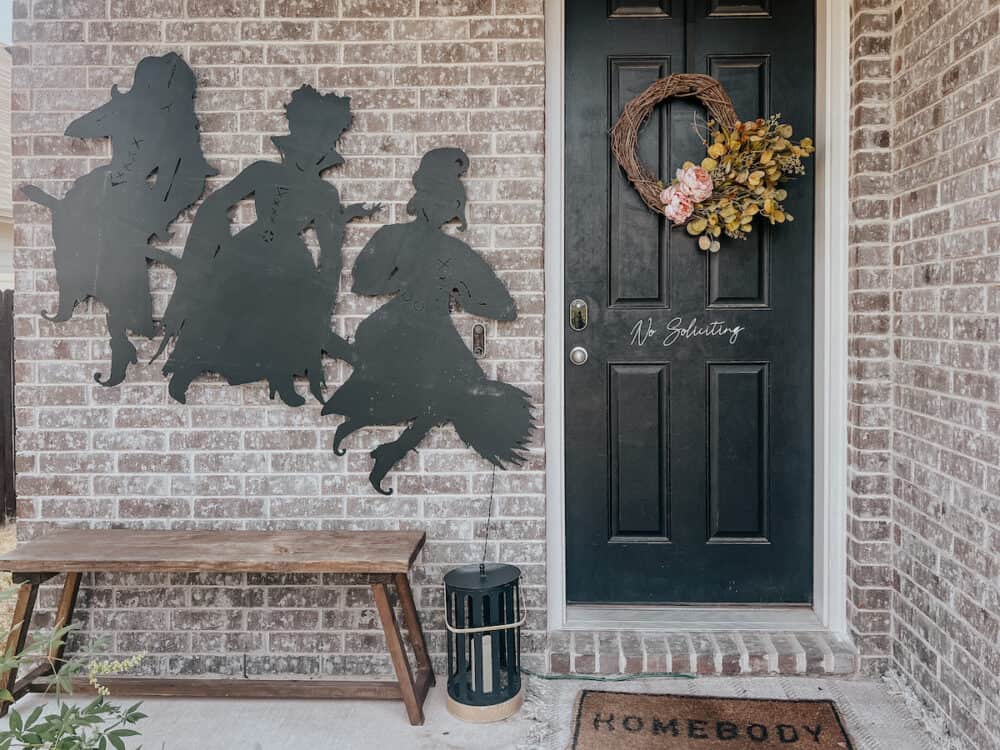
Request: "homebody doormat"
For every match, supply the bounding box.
[570,690,855,749]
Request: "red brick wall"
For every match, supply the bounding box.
[10,0,547,677]
[852,1,1000,747]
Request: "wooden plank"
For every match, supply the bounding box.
[413,667,433,707]
[1,582,38,716]
[394,573,435,686]
[373,581,423,726]
[0,530,425,574]
[11,662,54,700]
[0,289,13,524]
[34,677,406,701]
[49,573,82,664]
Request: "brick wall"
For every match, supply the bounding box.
[848,0,896,677]
[10,0,547,678]
[852,1,1000,747]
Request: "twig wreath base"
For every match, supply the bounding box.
[610,74,739,215]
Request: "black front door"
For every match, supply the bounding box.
[565,0,815,604]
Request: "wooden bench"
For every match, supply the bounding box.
[0,529,435,725]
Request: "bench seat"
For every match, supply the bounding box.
[0,529,435,725]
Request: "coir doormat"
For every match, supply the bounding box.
[570,690,855,749]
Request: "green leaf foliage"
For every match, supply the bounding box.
[0,586,147,750]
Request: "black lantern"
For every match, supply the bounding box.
[444,562,524,722]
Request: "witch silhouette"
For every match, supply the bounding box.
[322,148,534,495]
[154,85,377,406]
[22,53,216,386]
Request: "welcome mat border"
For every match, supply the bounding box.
[570,689,856,749]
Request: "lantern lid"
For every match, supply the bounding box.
[445,562,520,590]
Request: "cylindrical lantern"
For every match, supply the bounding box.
[444,562,524,722]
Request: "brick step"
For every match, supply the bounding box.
[546,631,858,677]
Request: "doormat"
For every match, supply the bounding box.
[570,690,855,749]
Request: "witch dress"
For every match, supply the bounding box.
[21,53,215,386]
[154,85,375,406]
[157,162,370,406]
[323,198,534,495]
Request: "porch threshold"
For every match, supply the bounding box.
[565,604,825,632]
[547,626,858,677]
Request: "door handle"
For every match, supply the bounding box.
[569,346,588,365]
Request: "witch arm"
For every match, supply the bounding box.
[314,192,380,287]
[450,241,518,321]
[146,150,216,240]
[171,162,271,270]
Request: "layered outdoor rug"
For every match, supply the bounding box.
[570,690,855,749]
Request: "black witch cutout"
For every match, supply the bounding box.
[154,85,378,406]
[22,53,216,387]
[322,148,534,495]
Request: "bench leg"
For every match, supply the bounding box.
[49,573,82,665]
[0,580,40,717]
[394,573,434,687]
[372,580,424,726]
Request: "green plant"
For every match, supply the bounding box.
[0,592,147,750]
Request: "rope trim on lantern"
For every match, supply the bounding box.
[444,614,527,635]
[610,74,739,215]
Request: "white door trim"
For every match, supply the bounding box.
[543,0,851,636]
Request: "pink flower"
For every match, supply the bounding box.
[676,165,714,202]
[660,185,694,225]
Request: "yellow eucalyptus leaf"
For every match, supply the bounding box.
[682,160,695,170]
[775,189,788,200]
[778,124,793,138]
[712,225,722,237]
[687,218,708,235]
[707,143,727,158]
[701,157,718,171]
[760,150,773,165]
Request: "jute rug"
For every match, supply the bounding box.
[570,690,855,749]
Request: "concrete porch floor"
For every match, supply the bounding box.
[6,675,936,749]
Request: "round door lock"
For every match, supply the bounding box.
[569,346,588,366]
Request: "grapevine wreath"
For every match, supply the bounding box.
[610,74,814,253]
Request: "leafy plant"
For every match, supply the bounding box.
[1,699,145,750]
[0,589,147,750]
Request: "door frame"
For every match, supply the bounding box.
[544,0,851,635]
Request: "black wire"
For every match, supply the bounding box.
[481,464,496,565]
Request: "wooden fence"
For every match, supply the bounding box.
[0,289,13,523]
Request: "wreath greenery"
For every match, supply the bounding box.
[610,74,814,253]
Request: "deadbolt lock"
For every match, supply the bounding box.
[569,298,588,331]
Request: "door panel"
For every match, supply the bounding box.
[565,0,815,603]
[609,58,672,308]
[609,363,671,540]
[707,362,769,540]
